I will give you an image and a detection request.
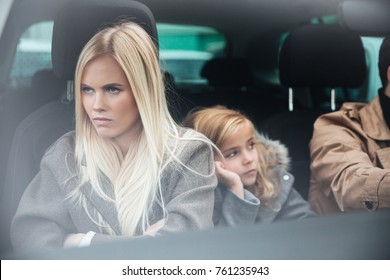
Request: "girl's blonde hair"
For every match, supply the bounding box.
[71,22,211,236]
[183,105,279,203]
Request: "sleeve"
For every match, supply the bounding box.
[10,148,76,253]
[155,139,218,234]
[214,186,260,227]
[310,114,390,211]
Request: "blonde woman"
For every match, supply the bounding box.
[183,106,315,226]
[11,22,217,252]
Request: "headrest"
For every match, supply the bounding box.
[52,0,157,81]
[201,58,253,87]
[279,24,366,88]
[31,69,63,91]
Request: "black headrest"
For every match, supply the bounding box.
[31,69,63,91]
[279,24,366,88]
[52,0,157,81]
[201,58,253,87]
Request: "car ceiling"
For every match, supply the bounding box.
[7,0,339,33]
[139,0,339,39]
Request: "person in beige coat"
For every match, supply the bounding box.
[309,37,390,215]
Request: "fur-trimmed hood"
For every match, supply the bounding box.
[256,132,290,171]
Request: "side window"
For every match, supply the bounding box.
[10,21,53,88]
[157,24,225,85]
[346,37,383,103]
[9,22,225,88]
[361,37,383,102]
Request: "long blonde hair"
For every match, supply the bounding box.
[71,22,211,236]
[183,105,279,204]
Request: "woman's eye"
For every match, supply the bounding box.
[107,87,120,94]
[81,86,93,94]
[248,142,255,149]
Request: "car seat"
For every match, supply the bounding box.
[0,69,65,199]
[258,24,366,199]
[0,0,158,254]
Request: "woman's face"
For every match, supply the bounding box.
[81,54,141,153]
[219,122,259,187]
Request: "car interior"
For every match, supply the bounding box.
[0,0,390,259]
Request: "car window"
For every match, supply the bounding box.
[8,21,225,89]
[158,24,225,85]
[10,21,53,88]
[336,37,383,103]
[9,20,379,99]
[361,36,383,101]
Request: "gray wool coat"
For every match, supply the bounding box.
[214,135,316,227]
[11,130,217,253]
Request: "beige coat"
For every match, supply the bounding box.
[309,96,390,214]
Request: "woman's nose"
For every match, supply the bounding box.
[93,92,106,112]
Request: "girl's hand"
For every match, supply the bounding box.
[215,161,244,198]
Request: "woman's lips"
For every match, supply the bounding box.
[93,117,113,126]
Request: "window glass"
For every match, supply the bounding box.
[10,21,53,88]
[157,23,225,85]
[9,22,225,88]
[361,37,383,101]
[344,37,383,102]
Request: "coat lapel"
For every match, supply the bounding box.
[79,179,121,235]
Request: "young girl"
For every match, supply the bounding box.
[183,105,315,226]
[11,22,217,252]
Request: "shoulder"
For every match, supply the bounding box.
[268,168,300,209]
[175,126,214,162]
[311,102,373,143]
[315,101,368,127]
[275,169,295,198]
[44,131,75,158]
[273,169,315,216]
[41,131,76,174]
[162,127,215,179]
[257,133,290,170]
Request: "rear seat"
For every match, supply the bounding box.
[259,24,367,199]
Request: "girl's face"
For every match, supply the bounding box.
[219,122,259,187]
[81,54,141,154]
